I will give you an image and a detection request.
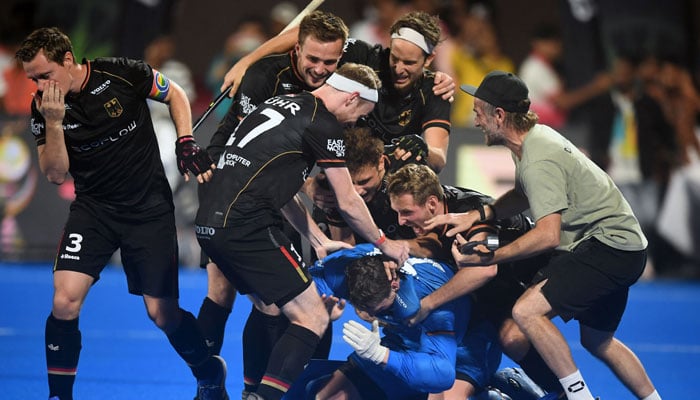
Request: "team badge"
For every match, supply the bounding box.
[398,110,412,126]
[104,98,123,118]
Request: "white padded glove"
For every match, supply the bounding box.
[342,319,388,365]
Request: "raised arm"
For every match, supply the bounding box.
[221,27,299,96]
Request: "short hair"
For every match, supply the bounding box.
[386,163,444,205]
[480,101,539,131]
[15,27,73,64]
[334,62,381,91]
[346,255,392,312]
[299,10,349,46]
[344,127,384,175]
[390,11,442,51]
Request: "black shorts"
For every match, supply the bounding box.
[533,237,646,332]
[196,223,311,307]
[55,200,179,298]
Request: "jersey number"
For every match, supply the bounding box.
[226,108,285,148]
[65,233,83,253]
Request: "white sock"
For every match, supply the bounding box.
[642,390,661,400]
[559,370,594,400]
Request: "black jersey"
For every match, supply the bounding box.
[342,39,452,144]
[196,92,347,229]
[29,57,172,215]
[207,40,379,160]
[323,178,415,241]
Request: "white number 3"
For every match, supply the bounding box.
[65,233,83,252]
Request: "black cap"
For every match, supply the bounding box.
[460,71,530,113]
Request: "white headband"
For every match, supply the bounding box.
[325,73,378,103]
[391,27,434,54]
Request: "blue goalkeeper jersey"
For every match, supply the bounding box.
[310,244,471,393]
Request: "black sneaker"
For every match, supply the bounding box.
[196,355,229,400]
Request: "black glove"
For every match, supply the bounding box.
[175,135,214,176]
[384,134,429,172]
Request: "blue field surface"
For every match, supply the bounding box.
[1,263,697,399]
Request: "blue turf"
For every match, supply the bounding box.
[1,263,698,399]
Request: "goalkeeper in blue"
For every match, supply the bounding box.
[305,245,547,400]
[311,244,470,399]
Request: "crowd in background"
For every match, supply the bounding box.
[1,0,699,279]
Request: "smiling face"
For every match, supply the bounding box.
[388,38,433,94]
[473,98,506,146]
[295,35,344,89]
[390,192,440,236]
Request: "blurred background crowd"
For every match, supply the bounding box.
[1,0,699,279]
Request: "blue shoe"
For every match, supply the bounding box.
[197,355,229,400]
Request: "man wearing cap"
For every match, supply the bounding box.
[421,71,662,400]
[195,63,410,400]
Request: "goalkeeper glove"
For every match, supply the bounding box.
[342,319,388,365]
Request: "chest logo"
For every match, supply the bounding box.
[398,110,411,126]
[104,98,123,118]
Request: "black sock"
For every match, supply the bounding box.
[45,313,81,400]
[197,297,232,355]
[242,306,289,392]
[256,324,320,400]
[166,309,214,379]
[518,346,564,394]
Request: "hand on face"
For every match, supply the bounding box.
[35,80,65,124]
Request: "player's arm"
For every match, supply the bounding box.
[33,82,69,184]
[409,263,497,326]
[158,78,215,183]
[222,27,298,95]
[324,166,409,265]
[281,193,352,259]
[423,126,449,173]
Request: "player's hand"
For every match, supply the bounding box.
[221,57,252,98]
[423,210,480,237]
[377,238,409,267]
[36,80,66,125]
[175,135,215,183]
[321,294,346,321]
[343,320,388,365]
[385,134,429,173]
[433,71,455,103]
[451,233,495,267]
[382,259,398,282]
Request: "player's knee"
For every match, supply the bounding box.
[52,293,83,320]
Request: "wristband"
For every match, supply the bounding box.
[373,229,386,247]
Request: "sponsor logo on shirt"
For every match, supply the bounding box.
[30,118,44,137]
[59,253,80,260]
[63,123,81,131]
[218,151,251,168]
[70,120,137,153]
[90,79,111,95]
[327,139,345,158]
[104,97,123,118]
